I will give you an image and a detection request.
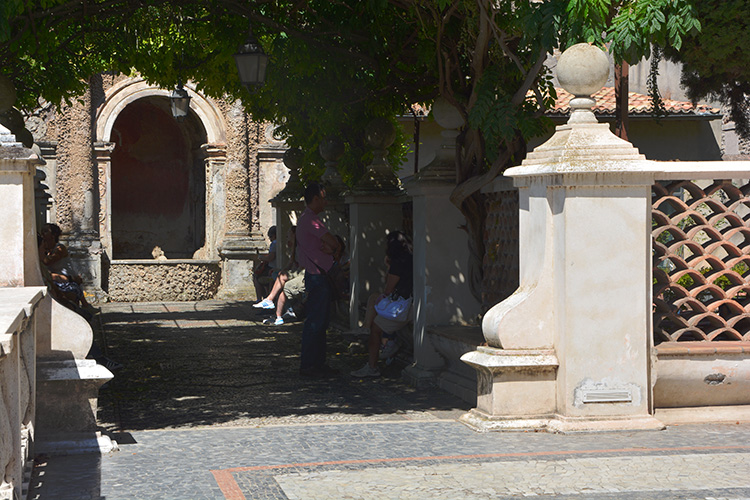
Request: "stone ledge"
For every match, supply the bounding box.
[461,347,559,372]
[655,405,750,425]
[655,341,750,356]
[0,287,46,336]
[110,259,220,265]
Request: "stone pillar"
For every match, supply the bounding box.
[0,132,44,288]
[271,149,304,270]
[461,43,663,433]
[92,142,114,288]
[257,123,288,234]
[218,102,266,298]
[201,144,227,260]
[346,118,406,329]
[403,98,480,387]
[54,79,102,295]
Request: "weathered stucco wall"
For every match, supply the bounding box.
[107,261,221,302]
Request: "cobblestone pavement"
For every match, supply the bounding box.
[28,301,750,500]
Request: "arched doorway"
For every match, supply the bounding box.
[109,97,207,259]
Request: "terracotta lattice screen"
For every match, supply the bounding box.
[653,179,750,345]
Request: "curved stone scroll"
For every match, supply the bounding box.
[482,183,554,349]
[36,294,93,360]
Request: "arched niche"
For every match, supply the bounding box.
[94,78,226,260]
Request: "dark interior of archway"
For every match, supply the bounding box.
[110,97,206,259]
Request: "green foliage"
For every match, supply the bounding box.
[1,0,703,183]
[664,0,750,139]
[605,0,700,63]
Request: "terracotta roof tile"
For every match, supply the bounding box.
[548,87,720,116]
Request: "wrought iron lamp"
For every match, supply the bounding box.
[234,21,268,88]
[170,80,191,121]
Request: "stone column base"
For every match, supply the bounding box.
[459,409,553,432]
[460,409,665,433]
[35,432,118,456]
[546,414,665,433]
[36,359,114,453]
[461,347,559,422]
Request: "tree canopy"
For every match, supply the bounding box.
[1,0,705,301]
[663,0,750,138]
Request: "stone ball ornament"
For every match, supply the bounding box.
[432,97,464,130]
[319,136,345,162]
[283,147,304,170]
[15,128,34,148]
[556,43,610,97]
[365,117,396,150]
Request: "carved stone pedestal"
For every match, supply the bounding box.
[218,235,267,299]
[460,347,558,431]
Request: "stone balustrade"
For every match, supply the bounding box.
[0,287,44,500]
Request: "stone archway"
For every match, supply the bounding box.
[109,96,204,258]
[94,78,227,261]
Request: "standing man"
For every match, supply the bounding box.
[296,183,342,377]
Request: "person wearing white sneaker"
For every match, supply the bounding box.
[253,298,275,309]
[253,226,278,300]
[253,227,303,317]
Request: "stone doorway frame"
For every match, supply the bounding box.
[93,77,228,261]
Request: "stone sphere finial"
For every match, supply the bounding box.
[556,43,609,97]
[365,117,396,150]
[283,147,303,171]
[319,136,345,162]
[557,43,609,124]
[432,97,464,130]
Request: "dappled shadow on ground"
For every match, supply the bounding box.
[95,301,469,432]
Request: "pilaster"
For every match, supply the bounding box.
[462,43,664,433]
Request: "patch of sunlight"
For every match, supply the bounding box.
[245,337,276,342]
[173,396,205,402]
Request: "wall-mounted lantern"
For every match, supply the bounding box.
[170,81,191,121]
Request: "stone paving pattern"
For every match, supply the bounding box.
[28,301,750,500]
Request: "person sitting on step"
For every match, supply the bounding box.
[351,230,413,378]
[254,226,303,325]
[38,223,98,315]
[253,226,278,300]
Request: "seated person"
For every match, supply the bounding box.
[38,223,97,314]
[253,226,278,299]
[351,230,413,378]
[255,226,303,325]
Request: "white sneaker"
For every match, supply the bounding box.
[273,316,284,326]
[350,363,380,378]
[283,307,296,319]
[379,340,399,360]
[253,299,275,309]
